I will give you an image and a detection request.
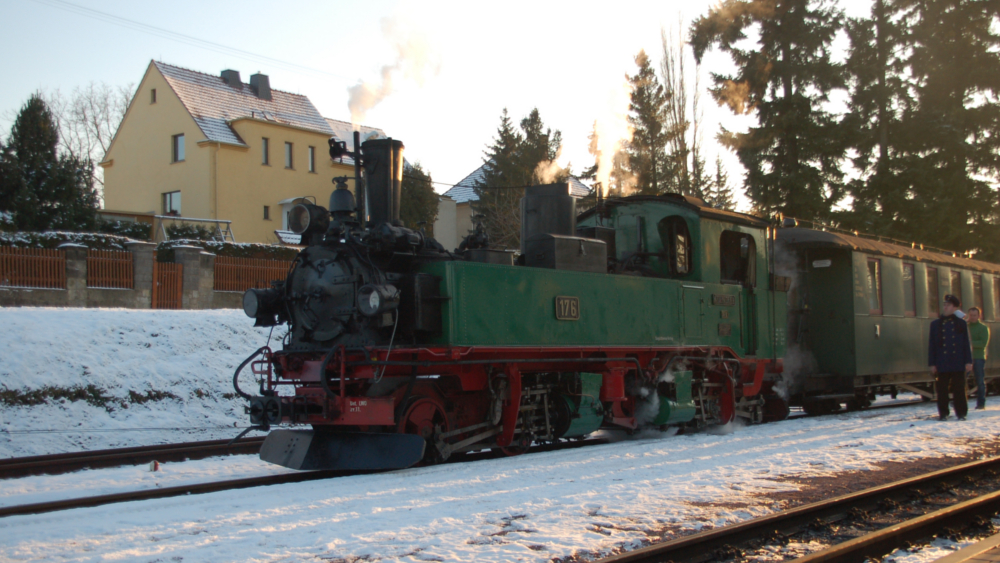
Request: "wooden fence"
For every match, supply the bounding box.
[0,247,66,289]
[214,256,293,292]
[152,262,183,309]
[86,249,133,289]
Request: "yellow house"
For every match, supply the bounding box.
[102,61,385,243]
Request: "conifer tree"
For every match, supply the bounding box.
[839,0,912,235]
[705,156,736,211]
[400,162,438,236]
[626,50,672,195]
[891,0,1000,259]
[473,108,566,249]
[0,94,98,231]
[691,0,847,221]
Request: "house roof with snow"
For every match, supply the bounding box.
[442,162,592,204]
[153,61,334,147]
[324,118,389,166]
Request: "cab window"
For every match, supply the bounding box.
[720,230,756,287]
[657,216,691,275]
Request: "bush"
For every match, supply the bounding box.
[0,231,134,251]
[156,239,300,262]
[165,223,215,241]
[99,219,152,241]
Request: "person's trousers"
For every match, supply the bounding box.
[974,359,987,408]
[935,371,969,418]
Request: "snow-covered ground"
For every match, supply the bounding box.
[2,308,999,562]
[3,399,1000,562]
[0,308,277,458]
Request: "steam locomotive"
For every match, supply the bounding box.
[236,134,790,471]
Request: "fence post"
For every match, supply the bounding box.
[173,246,215,309]
[126,241,156,309]
[57,243,87,307]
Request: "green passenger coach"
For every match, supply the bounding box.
[777,227,1000,413]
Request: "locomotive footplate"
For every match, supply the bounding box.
[260,429,426,471]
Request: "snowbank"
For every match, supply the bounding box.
[0,308,277,457]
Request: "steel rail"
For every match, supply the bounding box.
[791,490,1000,562]
[0,437,265,480]
[0,437,607,519]
[594,456,1000,563]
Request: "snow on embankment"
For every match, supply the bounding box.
[0,308,275,458]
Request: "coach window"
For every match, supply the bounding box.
[994,277,1000,320]
[867,258,883,315]
[950,270,963,304]
[657,216,691,276]
[928,267,940,316]
[720,230,756,287]
[903,263,916,317]
[973,274,984,309]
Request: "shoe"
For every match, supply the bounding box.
[958,416,967,421]
[976,406,986,410]
[939,415,950,421]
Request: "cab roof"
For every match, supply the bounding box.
[578,194,770,229]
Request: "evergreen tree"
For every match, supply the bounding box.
[705,156,736,211]
[473,108,565,249]
[891,0,1000,259]
[0,94,98,231]
[838,0,912,235]
[625,50,673,195]
[400,162,439,236]
[691,0,847,221]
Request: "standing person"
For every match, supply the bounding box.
[929,294,973,420]
[967,306,990,410]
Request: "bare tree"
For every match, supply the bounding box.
[660,20,711,199]
[45,82,133,200]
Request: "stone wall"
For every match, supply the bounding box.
[0,243,253,310]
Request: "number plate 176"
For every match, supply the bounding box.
[555,296,580,321]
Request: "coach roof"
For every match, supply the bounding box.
[778,227,1000,274]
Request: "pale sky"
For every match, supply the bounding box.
[0,0,873,211]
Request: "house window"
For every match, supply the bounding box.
[263,206,270,220]
[720,230,757,287]
[928,267,940,316]
[162,191,181,216]
[171,134,184,162]
[285,142,293,169]
[903,263,916,317]
[262,138,270,165]
[151,89,156,103]
[866,258,882,315]
[308,146,315,172]
[974,274,984,309]
[950,270,962,303]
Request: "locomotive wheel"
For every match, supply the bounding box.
[497,434,531,457]
[762,394,790,422]
[398,398,446,440]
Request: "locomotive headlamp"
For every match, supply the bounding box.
[288,203,330,236]
[243,287,282,326]
[357,284,400,317]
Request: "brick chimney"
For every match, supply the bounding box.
[220,69,241,88]
[250,73,271,101]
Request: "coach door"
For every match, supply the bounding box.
[721,231,758,356]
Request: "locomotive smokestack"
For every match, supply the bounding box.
[361,138,404,225]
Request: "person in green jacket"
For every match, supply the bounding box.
[968,307,990,410]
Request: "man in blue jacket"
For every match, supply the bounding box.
[929,294,973,421]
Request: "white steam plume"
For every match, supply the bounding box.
[347,17,440,127]
[534,146,565,184]
[590,81,634,197]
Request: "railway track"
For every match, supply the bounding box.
[595,455,1000,563]
[0,436,266,480]
[0,437,607,519]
